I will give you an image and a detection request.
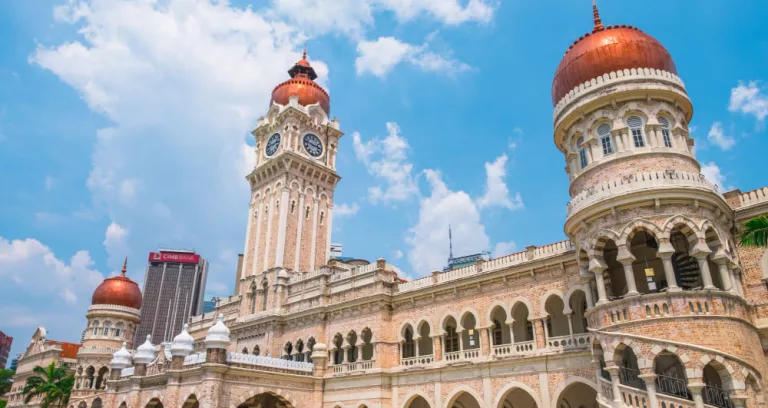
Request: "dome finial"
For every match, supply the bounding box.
[121,256,128,276]
[303,46,307,60]
[592,0,604,33]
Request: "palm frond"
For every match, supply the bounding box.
[741,215,768,247]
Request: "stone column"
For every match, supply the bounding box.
[731,395,748,408]
[694,254,717,290]
[274,187,290,266]
[688,383,706,408]
[311,343,328,377]
[356,344,364,361]
[639,374,659,408]
[534,319,546,349]
[433,335,443,361]
[657,243,681,292]
[414,338,420,357]
[591,265,609,305]
[565,313,574,338]
[604,365,623,407]
[479,327,491,355]
[712,256,732,292]
[506,320,516,344]
[457,329,465,351]
[342,345,350,364]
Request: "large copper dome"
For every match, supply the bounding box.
[270,50,330,114]
[91,258,142,310]
[551,3,677,105]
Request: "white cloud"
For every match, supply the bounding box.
[334,202,360,218]
[729,81,768,123]
[406,169,489,274]
[492,241,517,258]
[103,221,128,268]
[393,249,404,260]
[269,0,495,37]
[356,37,469,77]
[701,161,732,191]
[707,122,735,151]
[353,122,419,203]
[0,236,104,305]
[44,175,56,191]
[31,0,321,288]
[476,154,524,210]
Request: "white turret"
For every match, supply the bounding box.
[133,335,156,365]
[170,324,195,357]
[110,342,132,370]
[204,314,231,350]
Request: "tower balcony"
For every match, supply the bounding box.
[566,170,723,219]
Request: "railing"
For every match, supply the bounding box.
[398,276,433,292]
[656,374,691,400]
[546,333,591,350]
[444,351,462,362]
[567,171,721,217]
[183,352,206,366]
[226,352,314,372]
[331,360,374,374]
[492,340,536,357]
[620,367,647,390]
[703,385,733,408]
[400,355,434,367]
[598,377,614,402]
[462,348,480,360]
[619,383,649,408]
[119,367,134,377]
[437,265,477,283]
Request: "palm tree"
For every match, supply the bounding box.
[740,215,768,247]
[22,362,74,408]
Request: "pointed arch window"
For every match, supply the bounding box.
[577,136,588,169]
[627,116,645,147]
[658,116,673,147]
[261,281,269,311]
[597,123,613,155]
[492,319,503,345]
[444,326,460,352]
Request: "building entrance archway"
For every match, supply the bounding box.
[237,392,295,408]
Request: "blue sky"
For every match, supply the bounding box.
[1,0,766,359]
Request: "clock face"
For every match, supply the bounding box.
[303,133,323,158]
[265,133,281,156]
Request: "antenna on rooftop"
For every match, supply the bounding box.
[448,224,454,259]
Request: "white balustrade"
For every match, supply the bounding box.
[183,352,206,366]
[493,341,536,357]
[547,333,591,350]
[567,171,721,217]
[119,367,134,377]
[331,360,374,374]
[226,352,314,372]
[444,351,462,362]
[400,355,434,367]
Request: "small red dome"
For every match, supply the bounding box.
[551,3,677,106]
[269,49,330,114]
[91,259,142,310]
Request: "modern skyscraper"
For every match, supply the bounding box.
[134,249,208,344]
[0,330,12,369]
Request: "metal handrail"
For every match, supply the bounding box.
[656,373,690,400]
[619,367,647,390]
[702,384,733,408]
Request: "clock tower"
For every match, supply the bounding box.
[239,51,343,296]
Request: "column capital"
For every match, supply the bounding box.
[604,364,620,375]
[638,373,657,384]
[687,382,705,394]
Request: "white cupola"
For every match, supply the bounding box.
[133,334,156,365]
[170,323,195,357]
[204,314,231,350]
[110,342,133,369]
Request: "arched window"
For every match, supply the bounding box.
[627,116,645,147]
[261,281,268,311]
[444,325,460,353]
[577,136,588,168]
[92,321,100,336]
[597,123,613,155]
[103,321,112,336]
[115,323,124,338]
[253,345,260,356]
[492,319,503,345]
[658,116,673,147]
[403,327,415,358]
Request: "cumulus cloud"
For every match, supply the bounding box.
[269,0,495,37]
[103,221,128,268]
[31,0,323,294]
[492,241,517,258]
[356,36,469,77]
[476,154,524,210]
[729,81,768,123]
[334,202,360,218]
[701,161,732,191]
[707,122,735,151]
[406,169,489,274]
[353,122,419,203]
[0,236,104,305]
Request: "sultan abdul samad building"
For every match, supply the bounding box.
[8,4,768,408]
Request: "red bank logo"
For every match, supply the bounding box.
[148,252,200,264]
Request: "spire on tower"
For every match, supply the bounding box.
[592,0,604,33]
[121,256,128,276]
[303,46,307,60]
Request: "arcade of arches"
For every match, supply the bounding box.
[400,381,597,408]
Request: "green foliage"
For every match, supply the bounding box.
[741,215,768,247]
[0,399,7,408]
[21,362,74,408]
[0,368,13,396]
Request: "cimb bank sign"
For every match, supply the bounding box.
[148,251,200,264]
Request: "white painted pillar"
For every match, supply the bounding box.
[262,193,275,271]
[716,262,732,291]
[696,255,716,290]
[251,197,264,276]
[309,197,320,271]
[240,202,255,280]
[293,194,305,271]
[274,188,290,266]
[539,371,552,408]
